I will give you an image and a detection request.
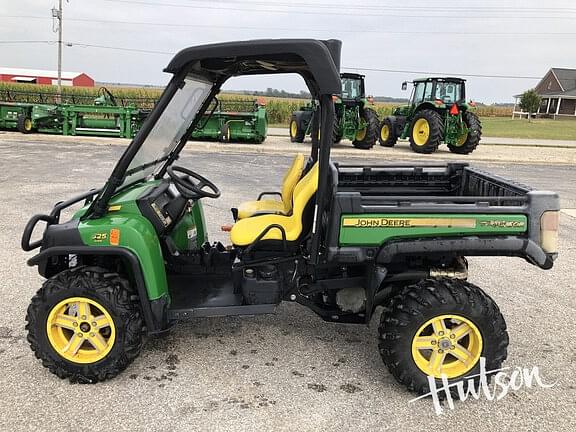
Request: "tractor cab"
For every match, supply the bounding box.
[409,77,466,107]
[340,73,365,102]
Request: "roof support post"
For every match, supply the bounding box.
[546,98,551,114]
[555,97,561,119]
[309,94,335,265]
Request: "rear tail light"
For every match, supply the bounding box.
[540,211,559,253]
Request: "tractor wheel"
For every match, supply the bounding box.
[26,267,143,383]
[378,277,508,395]
[378,117,397,147]
[352,108,379,149]
[17,114,33,134]
[289,115,305,143]
[332,113,343,144]
[448,111,482,154]
[408,109,443,154]
[219,123,231,143]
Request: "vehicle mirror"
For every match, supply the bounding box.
[401,82,408,91]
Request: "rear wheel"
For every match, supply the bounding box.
[332,114,343,144]
[26,267,143,383]
[352,108,379,149]
[17,113,33,134]
[409,109,443,154]
[378,117,397,147]
[448,111,482,154]
[289,115,305,143]
[378,278,508,395]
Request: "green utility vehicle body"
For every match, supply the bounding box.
[190,98,267,143]
[290,73,380,149]
[379,77,482,154]
[21,39,560,391]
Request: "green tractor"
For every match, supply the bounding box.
[290,73,379,149]
[21,40,559,395]
[379,78,481,154]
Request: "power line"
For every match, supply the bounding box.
[3,15,576,37]
[342,67,541,80]
[0,38,544,80]
[98,0,576,19]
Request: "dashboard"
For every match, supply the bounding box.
[137,180,188,234]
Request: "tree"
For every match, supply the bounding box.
[519,89,542,122]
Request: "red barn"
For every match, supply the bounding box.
[0,67,94,87]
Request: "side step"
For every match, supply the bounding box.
[168,303,276,321]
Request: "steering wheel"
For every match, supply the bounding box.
[166,165,221,199]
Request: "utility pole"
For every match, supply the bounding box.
[52,0,63,102]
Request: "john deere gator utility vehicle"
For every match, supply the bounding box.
[379,78,481,154]
[22,40,559,395]
[290,73,379,149]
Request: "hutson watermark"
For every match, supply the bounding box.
[409,357,555,415]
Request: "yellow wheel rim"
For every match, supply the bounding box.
[412,118,430,146]
[290,120,298,138]
[46,297,116,364]
[355,127,367,141]
[24,118,32,131]
[380,124,390,141]
[411,314,483,379]
[456,131,468,146]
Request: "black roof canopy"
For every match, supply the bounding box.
[165,39,342,96]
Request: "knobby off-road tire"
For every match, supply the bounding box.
[378,117,397,147]
[409,109,444,154]
[332,114,343,144]
[352,108,379,149]
[17,113,33,134]
[26,267,143,383]
[378,278,509,395]
[448,111,482,154]
[289,114,305,143]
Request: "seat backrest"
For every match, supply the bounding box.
[280,153,305,212]
[290,161,319,228]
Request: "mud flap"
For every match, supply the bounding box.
[365,265,388,324]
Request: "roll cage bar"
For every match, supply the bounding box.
[86,39,343,264]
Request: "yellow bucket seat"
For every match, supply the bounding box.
[236,154,305,219]
[231,162,319,247]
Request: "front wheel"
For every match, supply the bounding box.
[289,115,305,143]
[352,108,379,149]
[378,278,508,395]
[378,117,397,147]
[26,267,143,383]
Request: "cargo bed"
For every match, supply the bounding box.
[326,163,559,269]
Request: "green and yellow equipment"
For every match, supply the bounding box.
[22,40,559,396]
[290,73,379,149]
[190,98,267,143]
[379,77,481,154]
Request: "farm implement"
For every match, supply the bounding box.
[0,87,149,138]
[190,98,268,143]
[379,77,482,154]
[21,39,559,397]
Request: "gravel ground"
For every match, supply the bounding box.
[0,136,575,432]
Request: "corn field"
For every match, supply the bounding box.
[0,82,512,124]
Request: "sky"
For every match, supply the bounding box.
[1,0,575,103]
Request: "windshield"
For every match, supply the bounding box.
[122,75,213,187]
[433,82,462,104]
[341,77,362,100]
